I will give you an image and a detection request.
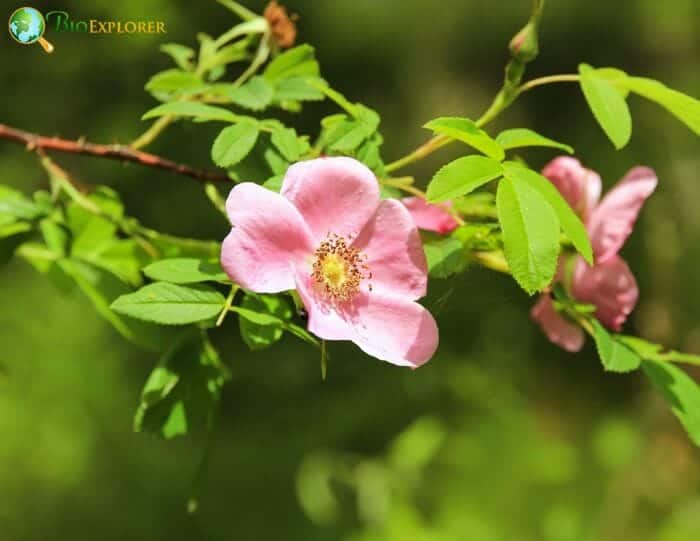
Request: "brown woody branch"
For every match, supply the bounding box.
[0,123,230,184]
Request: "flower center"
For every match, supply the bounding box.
[311,234,370,302]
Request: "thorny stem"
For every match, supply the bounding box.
[0,123,229,183]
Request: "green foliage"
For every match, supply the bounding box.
[143,258,228,284]
[578,63,632,149]
[423,237,467,279]
[502,162,593,264]
[145,69,204,100]
[111,282,226,325]
[591,319,641,373]
[387,417,446,474]
[270,126,311,162]
[496,177,559,294]
[643,360,700,446]
[238,293,292,350]
[263,44,326,108]
[623,77,700,136]
[495,128,573,154]
[228,76,275,111]
[142,101,240,122]
[59,258,173,351]
[423,117,505,160]
[159,42,196,71]
[134,330,228,439]
[426,156,503,203]
[211,121,260,167]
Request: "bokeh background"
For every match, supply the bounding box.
[1,1,699,539]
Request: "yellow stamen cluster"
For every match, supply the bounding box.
[311,233,371,301]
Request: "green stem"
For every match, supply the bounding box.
[517,74,579,94]
[384,73,580,174]
[216,285,239,327]
[130,115,174,151]
[471,251,509,274]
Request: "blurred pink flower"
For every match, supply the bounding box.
[221,157,438,368]
[402,197,459,234]
[532,157,657,352]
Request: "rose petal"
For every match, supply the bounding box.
[221,183,314,293]
[571,255,639,331]
[542,156,601,220]
[587,166,657,263]
[295,272,438,368]
[281,157,381,242]
[531,295,585,352]
[348,292,439,368]
[353,199,428,300]
[295,270,354,341]
[402,197,459,234]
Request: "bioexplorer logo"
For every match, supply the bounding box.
[8,7,54,52]
[8,6,167,53]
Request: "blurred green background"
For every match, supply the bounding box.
[1,1,699,540]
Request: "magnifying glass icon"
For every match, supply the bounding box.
[8,7,54,53]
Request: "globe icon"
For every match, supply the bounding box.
[9,6,45,44]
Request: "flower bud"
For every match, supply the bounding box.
[509,22,539,63]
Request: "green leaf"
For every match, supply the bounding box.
[424,117,505,160]
[623,77,700,136]
[238,294,292,351]
[595,67,630,97]
[496,177,560,294]
[0,223,32,265]
[274,76,327,102]
[160,43,196,71]
[39,218,69,257]
[80,239,148,287]
[145,69,203,95]
[111,282,226,325]
[142,101,239,122]
[228,76,274,111]
[502,162,593,264]
[578,63,632,149]
[591,319,641,373]
[326,106,381,153]
[643,360,700,446]
[230,305,284,326]
[143,258,228,284]
[495,128,573,154]
[618,335,700,367]
[264,44,320,82]
[270,127,311,162]
[426,156,503,203]
[67,189,122,256]
[424,237,467,279]
[211,122,260,167]
[59,259,173,351]
[135,330,227,439]
[263,175,284,192]
[356,139,385,177]
[0,185,40,221]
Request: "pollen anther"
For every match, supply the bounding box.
[311,233,370,301]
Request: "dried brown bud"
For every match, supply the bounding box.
[264,1,297,49]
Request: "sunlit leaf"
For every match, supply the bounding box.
[111,282,226,325]
[578,63,632,149]
[424,117,505,160]
[496,177,559,294]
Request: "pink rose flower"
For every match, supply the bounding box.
[221,157,439,368]
[532,157,657,352]
[402,197,459,234]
